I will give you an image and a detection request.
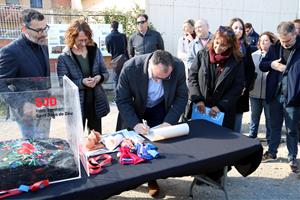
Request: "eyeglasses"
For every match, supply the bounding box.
[218,26,235,37]
[26,24,50,34]
[136,20,146,25]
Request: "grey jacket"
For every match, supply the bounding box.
[57,45,110,119]
[186,32,213,69]
[128,29,164,57]
[249,50,267,99]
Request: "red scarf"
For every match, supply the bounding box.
[209,49,231,76]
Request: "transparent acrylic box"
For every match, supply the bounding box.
[0,76,82,190]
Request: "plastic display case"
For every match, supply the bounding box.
[0,76,82,190]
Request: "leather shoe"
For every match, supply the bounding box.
[148,180,159,196]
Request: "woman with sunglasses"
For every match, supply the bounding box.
[188,26,245,129]
[229,18,256,133]
[57,19,110,133]
[248,32,278,142]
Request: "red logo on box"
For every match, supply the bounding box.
[35,97,57,108]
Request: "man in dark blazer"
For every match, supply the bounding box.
[116,50,188,196]
[260,21,300,172]
[0,9,51,139]
[105,20,128,90]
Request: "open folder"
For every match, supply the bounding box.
[191,105,224,126]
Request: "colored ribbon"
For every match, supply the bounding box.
[88,154,112,175]
[0,180,49,199]
[118,146,145,165]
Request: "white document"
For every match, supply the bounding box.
[144,123,190,142]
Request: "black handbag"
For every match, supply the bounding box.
[110,54,128,75]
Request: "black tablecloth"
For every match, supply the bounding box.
[9,120,263,200]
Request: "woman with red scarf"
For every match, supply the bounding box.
[188,26,245,129]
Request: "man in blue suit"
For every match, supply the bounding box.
[0,9,51,139]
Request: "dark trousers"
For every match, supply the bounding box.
[268,95,300,160]
[83,102,102,133]
[144,101,166,128]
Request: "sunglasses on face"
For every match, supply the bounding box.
[136,20,146,25]
[26,24,50,34]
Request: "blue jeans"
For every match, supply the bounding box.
[249,97,271,143]
[268,95,300,160]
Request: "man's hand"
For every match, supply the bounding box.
[133,123,150,135]
[271,58,287,72]
[196,101,205,113]
[23,102,36,117]
[209,106,220,118]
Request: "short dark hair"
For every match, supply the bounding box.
[150,50,173,72]
[245,23,252,29]
[111,21,119,30]
[136,13,148,21]
[277,21,296,35]
[21,9,44,27]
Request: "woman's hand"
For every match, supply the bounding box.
[82,77,95,88]
[209,106,220,118]
[196,101,205,113]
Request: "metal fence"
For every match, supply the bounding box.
[0,5,111,39]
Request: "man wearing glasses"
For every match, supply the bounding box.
[128,13,164,58]
[116,50,188,196]
[0,9,51,139]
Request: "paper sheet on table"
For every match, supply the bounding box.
[143,123,189,142]
[191,104,224,126]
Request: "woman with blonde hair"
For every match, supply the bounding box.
[57,19,110,133]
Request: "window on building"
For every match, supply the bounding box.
[6,0,20,5]
[30,0,43,8]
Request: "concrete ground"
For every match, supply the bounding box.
[102,103,300,200]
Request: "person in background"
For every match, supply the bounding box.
[116,50,188,197]
[128,13,164,57]
[188,26,244,130]
[293,19,300,35]
[229,18,256,133]
[260,21,300,173]
[0,9,50,139]
[245,22,260,52]
[186,18,213,69]
[248,32,278,144]
[177,19,196,77]
[57,19,110,133]
[105,20,128,95]
[293,19,300,144]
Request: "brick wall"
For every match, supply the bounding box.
[0,39,12,48]
[51,0,71,8]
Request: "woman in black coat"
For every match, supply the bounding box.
[229,18,256,133]
[57,19,110,133]
[188,26,245,130]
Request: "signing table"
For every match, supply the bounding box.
[8,120,263,200]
